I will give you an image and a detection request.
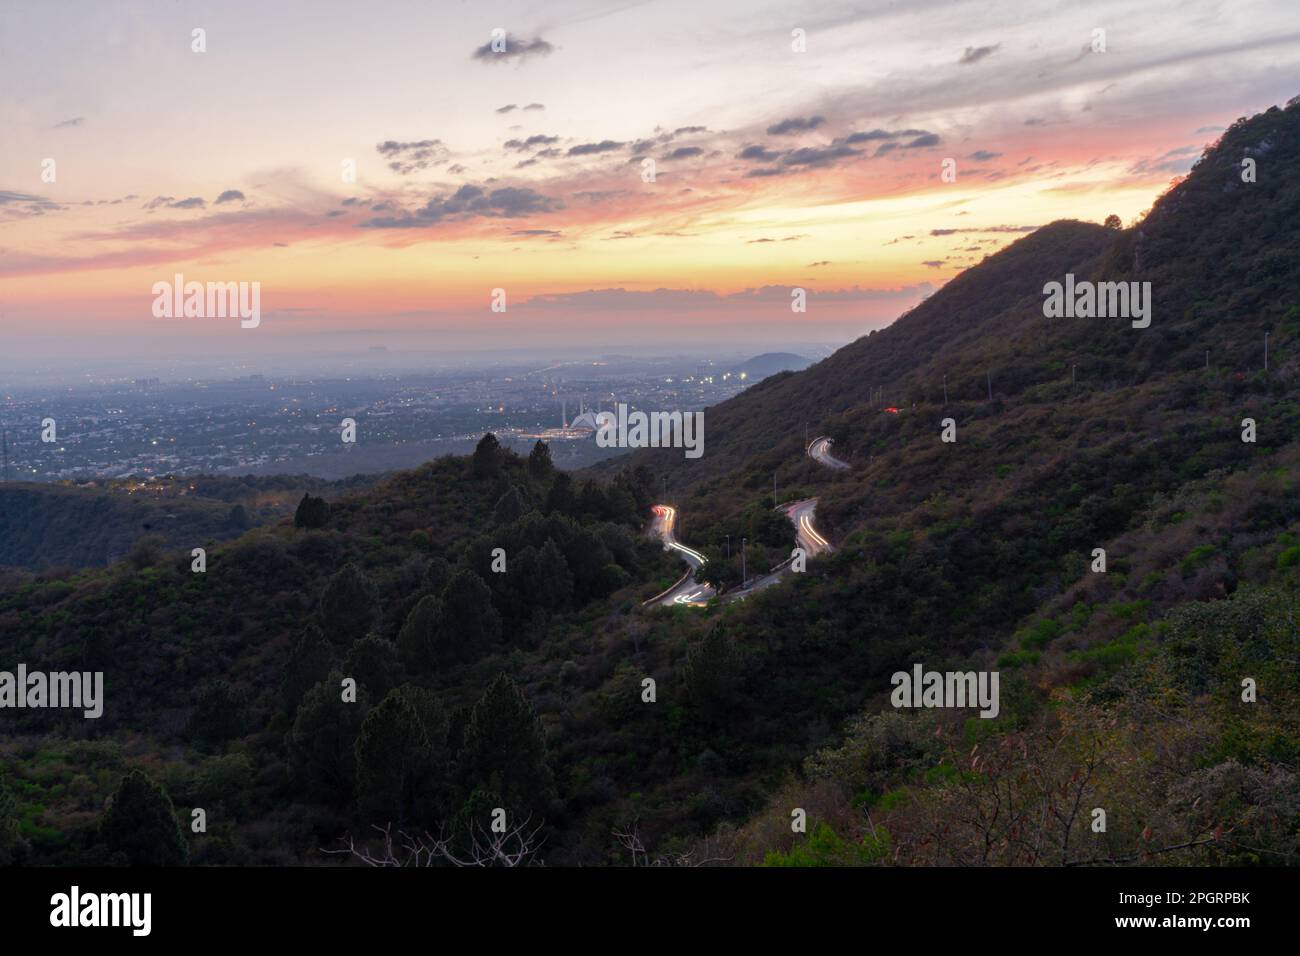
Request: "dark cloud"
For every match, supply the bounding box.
[875,142,899,156]
[143,195,205,210]
[665,146,704,160]
[967,150,1001,161]
[567,140,625,156]
[504,134,560,152]
[0,190,50,205]
[959,44,1000,65]
[781,144,861,167]
[361,183,561,228]
[922,260,947,268]
[840,129,895,143]
[903,133,941,148]
[376,139,447,174]
[928,225,1037,236]
[672,125,708,135]
[496,104,518,114]
[215,189,246,204]
[523,102,545,111]
[512,228,562,237]
[54,116,84,128]
[766,115,826,135]
[737,144,781,161]
[471,34,553,63]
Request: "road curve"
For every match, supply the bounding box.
[723,497,833,601]
[785,497,833,558]
[807,435,851,470]
[642,504,716,608]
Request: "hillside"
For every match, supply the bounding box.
[1,98,1298,869]
[0,474,377,570]
[614,98,1299,486]
[732,352,812,380]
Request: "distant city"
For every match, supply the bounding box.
[0,350,819,481]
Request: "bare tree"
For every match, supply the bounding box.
[612,819,733,867]
[327,814,545,867]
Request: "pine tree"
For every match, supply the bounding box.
[683,626,742,724]
[344,633,401,698]
[514,539,574,611]
[281,624,335,713]
[493,486,529,524]
[397,594,443,674]
[457,674,554,818]
[319,562,380,644]
[99,770,188,866]
[294,492,330,529]
[440,570,502,661]
[423,555,452,595]
[287,677,369,803]
[354,687,450,828]
[577,480,606,519]
[545,472,575,516]
[528,439,553,480]
[472,433,503,479]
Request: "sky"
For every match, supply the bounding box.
[2,0,1299,370]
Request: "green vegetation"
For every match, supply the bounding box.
[3,99,1300,866]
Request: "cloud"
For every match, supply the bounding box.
[143,195,205,210]
[959,44,1000,65]
[519,283,934,312]
[471,34,554,63]
[215,190,246,205]
[903,133,941,148]
[1128,144,1202,177]
[737,144,782,161]
[504,134,560,152]
[967,150,1001,161]
[922,259,946,267]
[567,140,625,156]
[928,225,1037,236]
[766,115,826,135]
[53,116,84,128]
[512,228,562,238]
[376,139,448,174]
[781,144,862,167]
[523,102,546,111]
[496,104,518,114]
[665,146,704,160]
[361,183,561,228]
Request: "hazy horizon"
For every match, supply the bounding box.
[5,0,1298,366]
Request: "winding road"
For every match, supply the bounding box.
[644,432,846,608]
[642,505,716,607]
[807,435,851,470]
[644,498,833,607]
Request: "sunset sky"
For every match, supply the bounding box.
[2,0,1299,364]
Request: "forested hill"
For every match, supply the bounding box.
[611,96,1300,486]
[0,474,376,571]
